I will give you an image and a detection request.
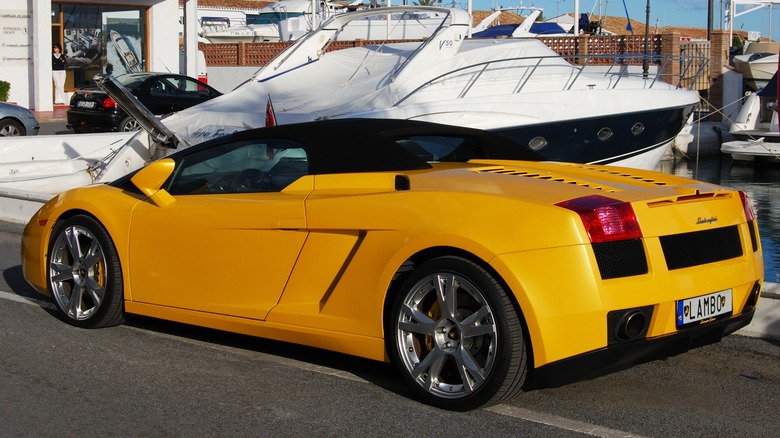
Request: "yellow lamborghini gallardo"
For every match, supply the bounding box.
[21,119,764,410]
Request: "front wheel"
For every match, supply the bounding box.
[48,215,125,328]
[0,119,25,136]
[386,256,528,410]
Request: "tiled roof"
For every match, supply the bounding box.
[178,0,273,10]
[472,10,524,26]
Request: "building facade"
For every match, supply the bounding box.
[1,0,181,110]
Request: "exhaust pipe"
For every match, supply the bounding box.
[617,311,648,340]
[608,306,653,344]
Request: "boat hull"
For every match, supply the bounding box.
[203,25,281,43]
[733,53,778,91]
[722,139,780,163]
[349,103,695,170]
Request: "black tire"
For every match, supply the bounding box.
[47,215,125,328]
[386,256,528,410]
[118,116,141,132]
[0,119,26,136]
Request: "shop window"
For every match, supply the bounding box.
[55,3,147,89]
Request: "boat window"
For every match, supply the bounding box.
[167,139,308,194]
[597,127,614,141]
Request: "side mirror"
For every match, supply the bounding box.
[131,158,176,207]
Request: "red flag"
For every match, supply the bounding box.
[265,94,276,127]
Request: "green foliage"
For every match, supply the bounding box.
[415,0,438,5]
[0,80,9,102]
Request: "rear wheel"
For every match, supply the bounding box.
[0,119,25,136]
[119,116,141,132]
[386,256,528,410]
[48,215,125,328]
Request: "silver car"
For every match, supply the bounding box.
[0,102,40,136]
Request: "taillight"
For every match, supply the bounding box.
[739,191,756,221]
[556,195,643,243]
[102,97,117,109]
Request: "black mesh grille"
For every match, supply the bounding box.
[593,239,648,279]
[748,220,758,252]
[660,226,743,270]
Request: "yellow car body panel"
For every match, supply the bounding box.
[22,154,764,371]
[126,192,309,320]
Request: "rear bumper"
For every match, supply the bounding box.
[529,306,756,388]
[67,109,123,132]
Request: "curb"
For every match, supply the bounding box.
[0,191,776,341]
[737,281,780,341]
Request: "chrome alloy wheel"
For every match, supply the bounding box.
[396,272,498,399]
[49,223,108,321]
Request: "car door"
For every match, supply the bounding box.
[127,139,311,320]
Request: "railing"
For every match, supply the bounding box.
[200,35,665,67]
[198,34,710,90]
[393,52,709,106]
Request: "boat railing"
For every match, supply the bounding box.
[393,52,709,106]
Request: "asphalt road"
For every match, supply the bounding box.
[1,208,779,436]
[38,120,70,135]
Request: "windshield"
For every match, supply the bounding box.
[116,73,153,89]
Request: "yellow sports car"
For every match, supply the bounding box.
[21,119,764,411]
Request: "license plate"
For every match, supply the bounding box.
[76,101,96,109]
[676,289,733,328]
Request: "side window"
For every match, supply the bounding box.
[167,139,308,195]
[178,77,210,97]
[149,78,175,97]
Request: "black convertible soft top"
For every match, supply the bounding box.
[111,118,542,190]
[187,118,542,175]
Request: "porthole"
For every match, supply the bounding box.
[528,136,548,151]
[631,122,645,135]
[597,127,613,141]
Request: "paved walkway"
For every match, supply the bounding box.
[33,105,68,122]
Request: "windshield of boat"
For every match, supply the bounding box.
[246,12,305,25]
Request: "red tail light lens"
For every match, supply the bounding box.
[739,191,756,221]
[102,97,117,109]
[556,195,643,243]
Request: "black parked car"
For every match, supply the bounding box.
[67,72,222,133]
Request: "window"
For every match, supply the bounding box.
[54,3,147,88]
[167,139,308,195]
[149,78,177,97]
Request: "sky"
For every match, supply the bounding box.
[463,0,780,40]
